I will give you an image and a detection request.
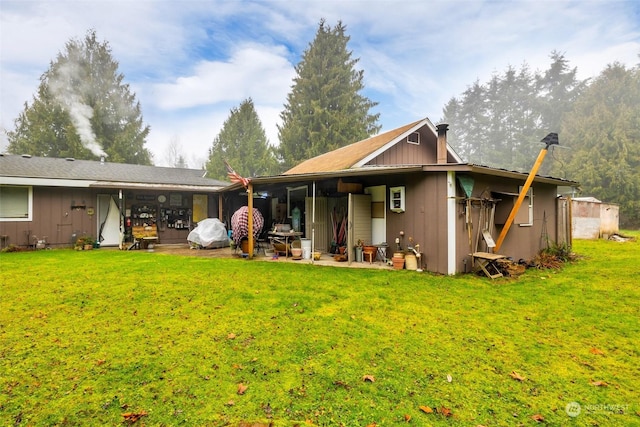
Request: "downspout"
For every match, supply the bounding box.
[447,171,457,275]
[312,181,316,264]
[437,123,457,275]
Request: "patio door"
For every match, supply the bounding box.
[347,193,371,263]
[97,194,121,246]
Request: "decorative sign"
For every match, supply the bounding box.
[169,193,183,207]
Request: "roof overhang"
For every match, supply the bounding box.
[0,176,224,192]
[0,177,95,188]
[91,182,224,191]
[219,163,578,193]
[421,163,579,186]
[220,165,425,192]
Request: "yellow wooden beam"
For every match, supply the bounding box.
[493,147,549,252]
[247,183,254,259]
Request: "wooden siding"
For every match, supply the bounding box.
[0,186,216,248]
[366,129,437,166]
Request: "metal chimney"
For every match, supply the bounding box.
[436,123,449,164]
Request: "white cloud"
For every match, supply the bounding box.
[151,44,295,110]
[1,0,638,163]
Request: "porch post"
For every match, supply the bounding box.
[247,183,254,259]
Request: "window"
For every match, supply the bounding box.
[287,185,308,218]
[389,186,405,213]
[407,132,420,145]
[0,185,32,221]
[518,186,533,226]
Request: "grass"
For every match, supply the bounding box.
[1,232,639,426]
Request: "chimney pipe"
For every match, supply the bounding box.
[436,123,449,164]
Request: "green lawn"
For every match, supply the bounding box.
[1,233,638,426]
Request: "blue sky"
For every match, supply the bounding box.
[1,0,639,167]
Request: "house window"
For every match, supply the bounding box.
[518,186,533,226]
[390,186,405,213]
[407,132,420,145]
[0,185,33,221]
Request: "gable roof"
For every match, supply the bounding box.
[0,154,228,191]
[284,117,462,175]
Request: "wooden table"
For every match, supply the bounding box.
[471,252,506,279]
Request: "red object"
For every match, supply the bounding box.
[126,217,131,227]
[231,206,264,245]
[224,160,251,189]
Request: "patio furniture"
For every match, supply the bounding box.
[471,252,506,279]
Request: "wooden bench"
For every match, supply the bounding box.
[471,251,506,279]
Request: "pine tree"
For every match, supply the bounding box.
[442,53,585,173]
[555,62,640,228]
[7,29,152,164]
[278,20,380,170]
[206,98,278,181]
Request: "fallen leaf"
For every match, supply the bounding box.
[362,374,375,382]
[366,423,377,427]
[446,374,452,383]
[404,414,411,422]
[227,333,236,339]
[439,406,453,417]
[226,400,235,406]
[122,410,148,423]
[96,359,106,366]
[237,383,248,394]
[419,405,433,414]
[531,414,545,422]
[590,380,608,387]
[509,371,526,381]
[589,347,605,355]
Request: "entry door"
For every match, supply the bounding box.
[97,194,121,246]
[348,193,372,263]
[365,185,386,245]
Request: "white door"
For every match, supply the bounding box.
[365,185,386,245]
[97,194,121,246]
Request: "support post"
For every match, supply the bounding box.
[494,133,558,253]
[247,183,254,259]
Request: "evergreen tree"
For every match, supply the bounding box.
[278,19,381,170]
[206,98,278,181]
[7,29,152,164]
[442,53,585,173]
[536,51,587,135]
[555,62,640,228]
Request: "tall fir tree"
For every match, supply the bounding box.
[442,53,586,173]
[555,62,640,227]
[7,29,152,164]
[278,19,380,170]
[206,98,278,181]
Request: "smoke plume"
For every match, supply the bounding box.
[48,61,107,158]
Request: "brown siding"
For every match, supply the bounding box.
[457,174,559,264]
[367,130,438,166]
[0,187,217,249]
[383,172,450,274]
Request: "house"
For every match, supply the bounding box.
[571,197,619,239]
[0,154,227,249]
[1,117,579,275]
[221,118,579,274]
